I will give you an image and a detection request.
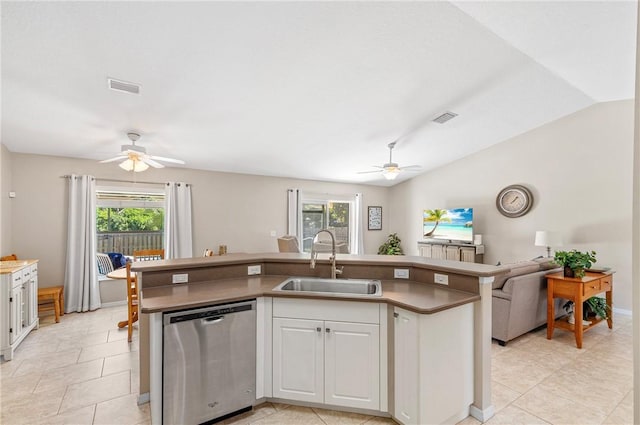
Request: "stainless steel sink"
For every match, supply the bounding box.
[273,277,382,297]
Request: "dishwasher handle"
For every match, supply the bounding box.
[201,316,225,325]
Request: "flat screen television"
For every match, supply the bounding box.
[423,208,473,243]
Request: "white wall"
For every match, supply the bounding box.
[6,153,390,288]
[389,100,634,311]
[0,144,13,255]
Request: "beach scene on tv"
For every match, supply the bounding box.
[423,208,473,242]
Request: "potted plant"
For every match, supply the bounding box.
[563,297,610,324]
[378,233,404,255]
[553,249,596,278]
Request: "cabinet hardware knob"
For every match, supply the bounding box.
[393,312,399,318]
[316,327,321,333]
[325,328,331,333]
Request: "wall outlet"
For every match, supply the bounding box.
[270,230,277,237]
[248,265,262,275]
[434,273,449,285]
[394,268,410,279]
[172,273,189,284]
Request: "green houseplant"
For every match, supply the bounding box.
[563,297,611,322]
[378,233,404,255]
[553,249,596,278]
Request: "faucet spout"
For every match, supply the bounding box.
[310,229,341,279]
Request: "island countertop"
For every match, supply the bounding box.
[140,275,481,315]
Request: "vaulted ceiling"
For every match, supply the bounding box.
[1,1,636,185]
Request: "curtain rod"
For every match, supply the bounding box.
[60,175,190,186]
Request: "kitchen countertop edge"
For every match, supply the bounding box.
[140,276,481,315]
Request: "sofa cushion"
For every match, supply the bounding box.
[491,260,540,289]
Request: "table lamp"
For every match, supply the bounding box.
[534,231,562,257]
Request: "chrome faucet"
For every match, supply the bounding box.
[310,229,343,279]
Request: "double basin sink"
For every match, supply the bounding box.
[273,277,382,297]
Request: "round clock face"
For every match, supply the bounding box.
[496,185,533,218]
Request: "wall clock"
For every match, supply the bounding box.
[368,206,382,230]
[496,185,533,218]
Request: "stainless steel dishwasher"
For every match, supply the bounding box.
[163,299,256,425]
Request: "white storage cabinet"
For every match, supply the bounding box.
[1,262,39,360]
[272,298,381,411]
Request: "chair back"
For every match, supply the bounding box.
[125,260,139,342]
[126,261,137,299]
[133,249,165,261]
[96,253,115,275]
[0,254,18,261]
[277,236,300,253]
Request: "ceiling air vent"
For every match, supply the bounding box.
[107,78,141,95]
[432,111,458,124]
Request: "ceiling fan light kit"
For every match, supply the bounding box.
[119,158,149,172]
[382,167,400,180]
[100,131,185,173]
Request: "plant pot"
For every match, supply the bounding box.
[563,266,575,278]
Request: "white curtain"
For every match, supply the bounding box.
[165,182,193,259]
[286,189,300,240]
[64,175,101,312]
[354,193,364,254]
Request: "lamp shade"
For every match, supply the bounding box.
[534,231,562,247]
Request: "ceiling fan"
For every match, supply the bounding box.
[99,132,185,172]
[358,141,421,180]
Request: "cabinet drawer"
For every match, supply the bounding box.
[583,281,601,297]
[600,276,612,292]
[273,298,380,324]
[11,272,23,287]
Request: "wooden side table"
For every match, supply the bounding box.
[546,271,613,348]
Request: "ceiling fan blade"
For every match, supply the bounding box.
[399,165,422,170]
[148,155,185,165]
[357,170,384,174]
[99,156,127,164]
[143,157,165,168]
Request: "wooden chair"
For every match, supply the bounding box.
[0,254,18,261]
[133,249,165,262]
[125,260,138,342]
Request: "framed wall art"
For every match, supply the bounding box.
[368,206,382,230]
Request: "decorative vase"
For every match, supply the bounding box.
[563,266,575,278]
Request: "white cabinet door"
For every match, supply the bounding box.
[26,264,38,325]
[10,283,23,344]
[394,307,419,425]
[324,321,380,410]
[272,317,324,403]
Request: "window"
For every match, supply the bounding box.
[288,190,363,254]
[95,187,165,256]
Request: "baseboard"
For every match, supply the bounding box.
[138,392,150,405]
[613,307,632,317]
[469,404,495,422]
[100,300,127,308]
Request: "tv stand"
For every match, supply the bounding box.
[417,240,484,263]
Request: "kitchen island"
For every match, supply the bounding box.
[134,253,506,425]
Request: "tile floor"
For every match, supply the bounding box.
[0,306,633,425]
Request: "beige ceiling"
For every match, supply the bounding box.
[1,1,636,186]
